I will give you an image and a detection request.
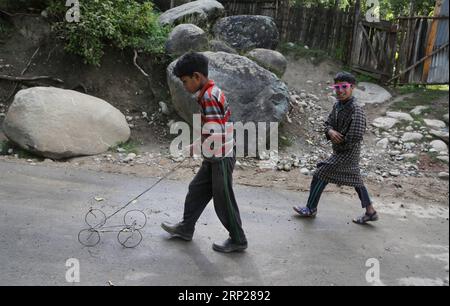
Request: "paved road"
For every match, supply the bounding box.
[0,160,448,286]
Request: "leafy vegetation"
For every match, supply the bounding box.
[290,0,437,19]
[46,0,171,66]
[0,140,42,159]
[109,140,140,154]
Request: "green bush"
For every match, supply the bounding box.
[49,0,170,66]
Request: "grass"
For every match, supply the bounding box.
[0,140,43,159]
[109,140,139,154]
[395,84,449,95]
[427,151,446,165]
[0,140,8,155]
[278,42,330,66]
[390,86,449,118]
[0,21,12,39]
[278,133,294,149]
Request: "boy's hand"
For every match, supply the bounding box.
[328,129,344,144]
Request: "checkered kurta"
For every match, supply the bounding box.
[314,97,367,187]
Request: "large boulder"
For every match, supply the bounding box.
[208,39,238,54]
[167,51,290,124]
[165,24,209,56]
[246,48,287,77]
[158,0,224,27]
[353,82,392,105]
[3,87,130,159]
[212,15,279,52]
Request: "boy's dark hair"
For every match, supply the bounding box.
[334,71,357,85]
[173,52,209,78]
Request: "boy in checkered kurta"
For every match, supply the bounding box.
[294,72,379,224]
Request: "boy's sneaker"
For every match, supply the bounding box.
[161,222,193,241]
[213,238,248,253]
[293,206,317,218]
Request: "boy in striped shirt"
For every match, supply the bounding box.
[161,52,248,253]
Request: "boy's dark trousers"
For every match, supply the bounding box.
[179,156,247,244]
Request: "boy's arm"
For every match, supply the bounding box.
[324,105,336,140]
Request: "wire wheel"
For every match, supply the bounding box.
[124,210,147,230]
[78,229,101,247]
[85,209,107,229]
[117,228,143,248]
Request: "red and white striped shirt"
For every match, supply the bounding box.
[197,80,234,160]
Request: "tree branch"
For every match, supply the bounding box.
[0,75,64,83]
[133,49,155,98]
[133,49,150,78]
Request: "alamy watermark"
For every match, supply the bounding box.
[65,0,80,23]
[169,115,279,159]
[65,258,80,283]
[365,258,384,286]
[365,0,381,23]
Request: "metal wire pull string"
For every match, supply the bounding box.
[103,159,187,222]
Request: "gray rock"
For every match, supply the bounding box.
[123,153,137,163]
[388,136,399,143]
[372,117,399,130]
[213,15,279,52]
[429,129,449,144]
[443,114,449,124]
[376,138,390,149]
[3,87,130,159]
[438,172,449,180]
[300,168,310,175]
[158,0,224,27]
[165,24,209,56]
[403,142,416,150]
[353,82,392,105]
[430,140,448,154]
[389,170,401,177]
[401,132,423,143]
[388,150,402,156]
[386,111,414,122]
[401,153,418,161]
[159,101,171,115]
[167,51,290,124]
[208,39,237,54]
[424,119,447,130]
[410,105,429,116]
[246,48,287,77]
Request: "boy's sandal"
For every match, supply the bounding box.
[353,211,379,225]
[293,206,317,218]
